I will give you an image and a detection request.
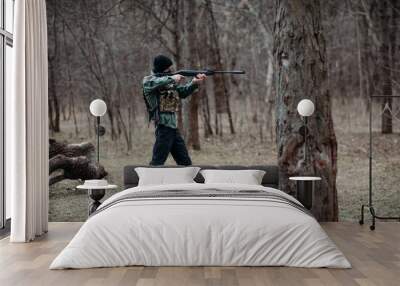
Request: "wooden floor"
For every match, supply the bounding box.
[0,222,399,286]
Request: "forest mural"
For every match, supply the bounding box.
[46,0,400,222]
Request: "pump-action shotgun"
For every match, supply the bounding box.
[155,69,246,77]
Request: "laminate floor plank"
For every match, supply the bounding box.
[0,222,399,286]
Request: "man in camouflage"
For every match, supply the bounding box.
[143,55,207,165]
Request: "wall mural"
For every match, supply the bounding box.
[46,0,400,222]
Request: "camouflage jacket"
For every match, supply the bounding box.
[142,74,199,129]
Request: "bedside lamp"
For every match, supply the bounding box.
[89,99,107,163]
[297,99,315,117]
[297,99,315,164]
[291,99,319,210]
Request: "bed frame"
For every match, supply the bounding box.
[123,165,279,189]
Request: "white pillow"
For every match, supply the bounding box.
[200,169,266,185]
[135,167,200,186]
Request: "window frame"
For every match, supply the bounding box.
[0,0,14,231]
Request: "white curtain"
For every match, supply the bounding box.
[7,0,49,242]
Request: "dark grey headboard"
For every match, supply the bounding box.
[123,165,279,189]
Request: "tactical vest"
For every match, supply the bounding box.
[158,83,180,113]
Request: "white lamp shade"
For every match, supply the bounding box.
[297,99,315,117]
[89,99,107,117]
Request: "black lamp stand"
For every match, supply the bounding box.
[95,116,106,162]
[96,116,100,162]
[304,116,308,164]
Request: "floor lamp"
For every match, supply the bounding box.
[89,99,107,162]
[291,99,318,210]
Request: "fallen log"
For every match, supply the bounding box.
[49,139,107,186]
[49,138,95,158]
[49,155,107,185]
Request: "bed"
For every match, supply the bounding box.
[50,165,351,269]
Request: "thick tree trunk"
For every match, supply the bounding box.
[274,0,338,221]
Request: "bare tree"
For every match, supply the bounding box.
[185,0,201,150]
[61,22,79,136]
[204,0,235,136]
[48,0,61,133]
[196,3,213,138]
[378,0,393,134]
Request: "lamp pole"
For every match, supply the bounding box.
[89,99,107,164]
[304,116,308,165]
[97,116,100,163]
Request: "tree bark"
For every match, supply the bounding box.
[379,0,393,134]
[171,0,184,131]
[196,5,213,138]
[200,88,213,137]
[391,0,399,82]
[48,0,61,133]
[49,63,61,133]
[391,0,400,100]
[180,1,191,141]
[61,21,79,136]
[205,0,235,136]
[390,0,400,94]
[184,0,201,150]
[356,0,372,107]
[274,0,338,221]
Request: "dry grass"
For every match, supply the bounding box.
[49,98,400,222]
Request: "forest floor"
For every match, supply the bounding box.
[49,100,400,222]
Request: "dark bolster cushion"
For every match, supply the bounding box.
[123,165,279,189]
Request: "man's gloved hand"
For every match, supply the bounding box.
[192,73,207,84]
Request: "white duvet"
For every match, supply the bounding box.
[50,183,351,269]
